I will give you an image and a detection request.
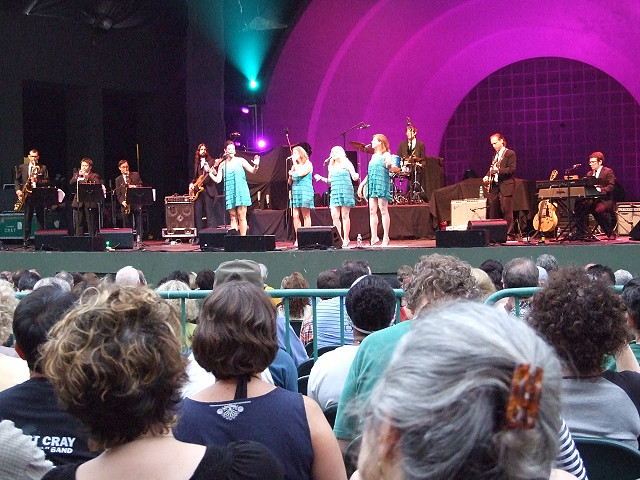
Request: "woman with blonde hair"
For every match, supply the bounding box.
[357,134,392,247]
[288,145,314,245]
[314,146,359,247]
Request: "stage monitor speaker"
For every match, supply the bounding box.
[435,229,489,248]
[630,221,640,241]
[101,228,133,249]
[35,231,105,251]
[199,228,228,251]
[224,234,276,252]
[467,219,508,244]
[297,226,342,250]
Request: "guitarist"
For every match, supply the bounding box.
[482,133,517,239]
[189,143,220,238]
[15,149,49,248]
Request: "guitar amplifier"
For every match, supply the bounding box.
[617,203,640,235]
[164,195,195,237]
[165,195,191,204]
[451,198,487,227]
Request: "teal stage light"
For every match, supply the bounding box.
[249,78,259,90]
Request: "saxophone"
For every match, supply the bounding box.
[123,174,130,214]
[14,165,39,212]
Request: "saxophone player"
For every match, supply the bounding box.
[15,149,49,247]
[115,159,143,228]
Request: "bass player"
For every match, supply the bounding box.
[189,143,220,238]
[15,148,49,248]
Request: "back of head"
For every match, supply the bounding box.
[166,270,190,286]
[41,286,186,450]
[361,302,561,480]
[479,259,504,291]
[403,254,480,313]
[156,279,199,323]
[622,278,640,327]
[115,266,140,286]
[535,254,559,273]
[529,266,628,375]
[345,275,395,334]
[33,277,71,292]
[585,264,615,285]
[214,259,262,288]
[193,281,277,379]
[18,271,40,291]
[338,261,370,288]
[280,272,310,318]
[13,285,77,372]
[615,269,633,286]
[0,280,18,345]
[503,257,539,289]
[195,269,215,290]
[471,267,496,299]
[317,269,339,289]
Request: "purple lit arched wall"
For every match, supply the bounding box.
[264,0,640,198]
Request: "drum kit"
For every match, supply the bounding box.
[349,141,425,204]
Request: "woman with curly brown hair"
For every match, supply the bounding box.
[40,286,283,480]
[528,266,640,448]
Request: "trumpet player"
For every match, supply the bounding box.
[70,157,103,237]
[115,159,143,228]
[15,149,49,248]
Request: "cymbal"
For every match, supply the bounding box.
[403,156,424,163]
[349,141,374,154]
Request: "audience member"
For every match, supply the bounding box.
[501,257,539,318]
[18,270,40,291]
[33,277,71,292]
[479,258,504,291]
[0,280,28,392]
[606,277,640,370]
[395,264,413,289]
[40,286,284,480]
[537,265,549,285]
[174,281,347,480]
[334,254,481,450]
[536,253,559,273]
[277,272,312,336]
[529,266,640,447]
[615,268,634,286]
[308,275,395,409]
[0,286,95,465]
[155,279,199,350]
[195,269,215,290]
[585,263,615,285]
[54,271,73,288]
[316,269,339,290]
[114,265,142,286]
[0,419,53,479]
[471,267,496,300]
[353,302,577,480]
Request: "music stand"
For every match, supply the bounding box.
[31,187,58,230]
[76,183,104,237]
[126,187,154,248]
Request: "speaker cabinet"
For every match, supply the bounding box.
[101,228,133,249]
[35,231,105,251]
[467,219,508,244]
[616,203,640,235]
[224,235,276,252]
[630,221,640,241]
[165,196,195,232]
[199,228,228,251]
[297,226,342,250]
[435,229,489,248]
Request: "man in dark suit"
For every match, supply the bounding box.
[575,151,617,240]
[70,157,103,237]
[483,133,517,238]
[14,149,49,247]
[115,159,143,228]
[396,125,427,201]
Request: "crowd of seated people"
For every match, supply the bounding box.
[1,252,640,479]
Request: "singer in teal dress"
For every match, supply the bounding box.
[211,141,260,235]
[314,146,359,246]
[289,146,314,246]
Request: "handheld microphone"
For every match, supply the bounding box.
[284,128,289,135]
[359,123,370,129]
[365,143,372,148]
[406,117,411,126]
[572,163,582,169]
[286,155,293,160]
[324,157,331,164]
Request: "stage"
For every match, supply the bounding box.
[0,230,638,287]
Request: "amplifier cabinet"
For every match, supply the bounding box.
[617,203,640,235]
[164,196,195,234]
[451,198,487,228]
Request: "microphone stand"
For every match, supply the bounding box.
[284,131,293,237]
[333,121,368,149]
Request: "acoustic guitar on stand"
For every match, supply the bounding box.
[533,170,559,232]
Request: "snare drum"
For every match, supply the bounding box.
[389,154,402,172]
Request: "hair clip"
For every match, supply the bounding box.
[504,363,543,430]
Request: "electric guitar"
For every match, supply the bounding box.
[533,170,559,232]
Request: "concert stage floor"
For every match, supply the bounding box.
[1,232,639,286]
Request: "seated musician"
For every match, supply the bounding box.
[115,159,143,228]
[574,151,617,240]
[396,125,426,199]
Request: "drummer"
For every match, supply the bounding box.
[397,124,426,196]
[357,134,392,247]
